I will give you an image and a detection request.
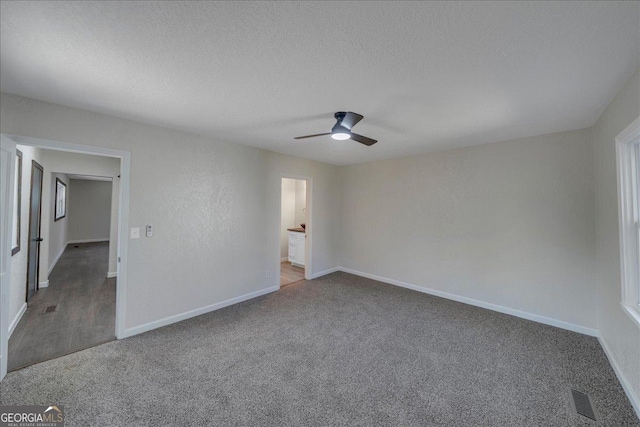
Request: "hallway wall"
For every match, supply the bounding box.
[68,179,112,243]
[9,145,43,335]
[48,173,69,271]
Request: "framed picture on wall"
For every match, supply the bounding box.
[55,178,67,221]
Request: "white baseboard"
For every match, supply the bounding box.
[67,238,109,244]
[9,303,27,337]
[107,271,117,278]
[311,266,340,279]
[338,267,599,337]
[48,244,67,276]
[122,285,280,339]
[38,280,49,288]
[281,257,288,262]
[598,335,640,418]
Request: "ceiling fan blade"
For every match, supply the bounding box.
[350,133,377,146]
[294,132,331,140]
[340,112,364,130]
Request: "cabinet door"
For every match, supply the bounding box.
[295,236,305,266]
[288,237,296,262]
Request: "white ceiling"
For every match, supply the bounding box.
[1,1,638,165]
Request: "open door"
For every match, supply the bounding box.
[26,161,43,301]
[0,134,17,381]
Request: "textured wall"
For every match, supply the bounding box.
[0,92,341,332]
[280,178,296,259]
[340,128,597,330]
[592,68,640,409]
[280,178,307,260]
[68,179,112,242]
[294,179,306,228]
[48,172,69,268]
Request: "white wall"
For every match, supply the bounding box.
[280,178,307,260]
[0,92,341,333]
[48,172,69,270]
[280,178,296,259]
[294,179,306,227]
[68,179,112,242]
[592,68,640,411]
[340,128,597,331]
[38,150,120,281]
[9,145,42,332]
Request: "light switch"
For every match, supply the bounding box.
[130,227,140,239]
[146,224,153,237]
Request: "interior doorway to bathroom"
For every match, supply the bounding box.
[280,177,307,287]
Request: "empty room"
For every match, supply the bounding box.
[0,1,639,426]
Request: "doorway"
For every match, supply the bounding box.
[280,177,309,287]
[26,160,43,302]
[8,150,120,371]
[0,133,131,381]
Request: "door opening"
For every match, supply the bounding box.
[279,177,310,287]
[7,149,120,371]
[0,133,131,381]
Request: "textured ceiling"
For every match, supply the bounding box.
[1,1,639,165]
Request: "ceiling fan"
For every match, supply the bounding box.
[294,112,377,146]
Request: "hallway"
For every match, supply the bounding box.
[8,242,115,371]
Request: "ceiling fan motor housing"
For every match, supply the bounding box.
[332,112,349,133]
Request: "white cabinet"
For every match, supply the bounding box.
[288,231,305,267]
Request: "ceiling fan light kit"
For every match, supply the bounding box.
[331,128,351,140]
[295,111,378,146]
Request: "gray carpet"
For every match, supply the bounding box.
[0,272,638,426]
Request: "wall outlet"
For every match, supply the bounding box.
[265,270,270,279]
[130,227,140,239]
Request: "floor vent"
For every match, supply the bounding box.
[44,305,58,314]
[571,389,597,421]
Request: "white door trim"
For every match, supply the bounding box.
[0,134,17,381]
[278,174,313,286]
[615,116,640,327]
[0,133,131,345]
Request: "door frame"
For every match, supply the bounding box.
[277,174,312,288]
[0,135,17,380]
[0,133,131,381]
[25,159,44,301]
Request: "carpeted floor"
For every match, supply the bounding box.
[0,272,638,426]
